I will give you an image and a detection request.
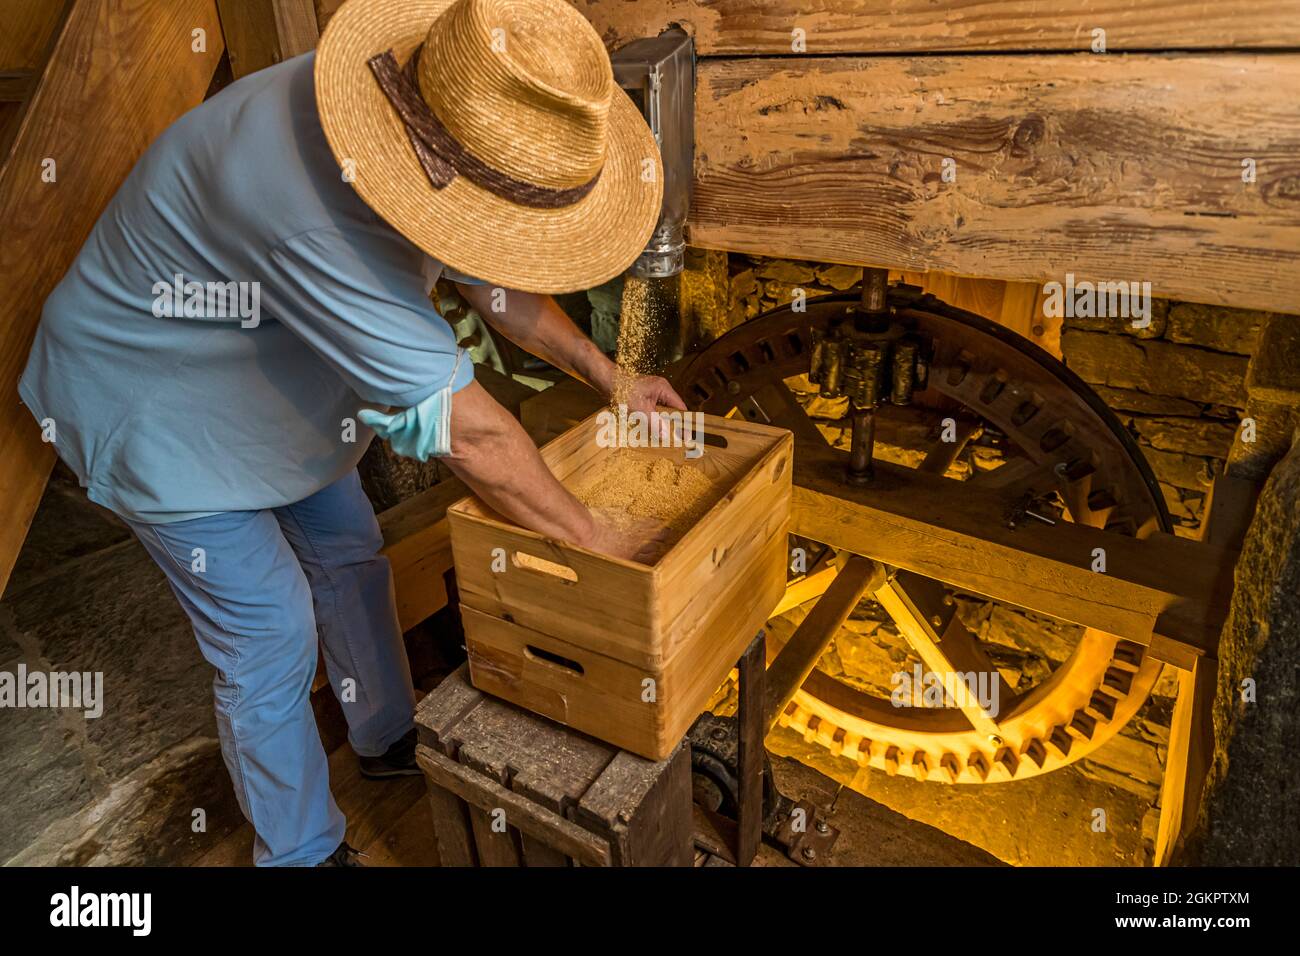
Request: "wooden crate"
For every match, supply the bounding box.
[415,664,694,867]
[449,410,792,759]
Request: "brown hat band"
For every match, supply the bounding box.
[366,46,603,209]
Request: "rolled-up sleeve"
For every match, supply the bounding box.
[263,224,473,407]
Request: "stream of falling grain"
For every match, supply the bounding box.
[612,274,675,407]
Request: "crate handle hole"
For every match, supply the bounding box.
[512,552,578,582]
[701,431,729,450]
[771,456,787,481]
[524,644,585,675]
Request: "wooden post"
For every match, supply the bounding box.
[736,632,765,867]
[216,0,319,79]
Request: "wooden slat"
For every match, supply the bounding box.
[570,1,1300,54]
[415,747,613,866]
[0,0,225,598]
[217,0,319,79]
[690,54,1300,314]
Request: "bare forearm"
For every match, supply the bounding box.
[457,283,614,396]
[444,380,595,546]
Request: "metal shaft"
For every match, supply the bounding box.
[847,406,876,484]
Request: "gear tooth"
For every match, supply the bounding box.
[1102,665,1135,696]
[1022,738,1047,769]
[993,745,1019,778]
[1085,690,1116,723]
[1067,710,1097,741]
[911,752,930,781]
[1112,641,1144,671]
[939,753,961,783]
[802,714,822,742]
[828,726,847,756]
[776,700,799,728]
[883,745,900,776]
[1047,725,1073,758]
[856,738,874,767]
[965,752,990,782]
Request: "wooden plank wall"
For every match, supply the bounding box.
[567,1,1300,315]
[568,1,1300,53]
[0,0,225,596]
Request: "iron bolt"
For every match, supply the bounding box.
[801,846,817,861]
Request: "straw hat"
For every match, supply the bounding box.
[315,0,664,294]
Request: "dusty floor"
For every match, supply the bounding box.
[769,727,1149,866]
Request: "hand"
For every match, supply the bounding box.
[615,372,689,444]
[584,514,671,565]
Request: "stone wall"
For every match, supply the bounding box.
[1060,303,1260,538]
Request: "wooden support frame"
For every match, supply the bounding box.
[1150,470,1260,866]
[793,451,1236,665]
[0,0,226,598]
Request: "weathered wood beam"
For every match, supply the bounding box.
[792,452,1237,658]
[690,54,1300,314]
[217,0,319,79]
[0,0,225,598]
[571,1,1300,54]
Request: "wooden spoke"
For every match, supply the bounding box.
[966,452,1054,495]
[871,568,1014,739]
[738,382,837,462]
[917,417,982,475]
[763,555,883,728]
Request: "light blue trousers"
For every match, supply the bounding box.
[127,470,416,866]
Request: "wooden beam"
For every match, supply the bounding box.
[0,0,225,598]
[217,0,319,79]
[690,54,1300,314]
[1154,656,1217,866]
[763,555,880,727]
[571,1,1300,54]
[791,452,1236,656]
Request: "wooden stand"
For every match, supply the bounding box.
[415,664,694,867]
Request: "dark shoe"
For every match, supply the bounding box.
[358,728,421,779]
[316,841,365,867]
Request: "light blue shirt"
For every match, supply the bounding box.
[19,53,476,523]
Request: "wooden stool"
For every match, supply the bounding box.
[415,663,694,866]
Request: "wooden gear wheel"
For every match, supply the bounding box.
[671,286,1171,783]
